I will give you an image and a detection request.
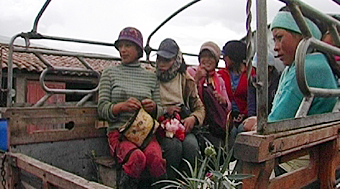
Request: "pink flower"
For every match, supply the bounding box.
[206,172,213,179]
[161,117,186,140]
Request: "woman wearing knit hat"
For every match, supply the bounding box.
[217,40,256,128]
[194,41,232,152]
[98,27,166,188]
[195,41,231,109]
[156,38,205,181]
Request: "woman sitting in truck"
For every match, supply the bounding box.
[193,41,231,151]
[241,9,338,130]
[217,40,256,145]
[268,11,338,122]
[155,38,205,180]
[97,27,166,189]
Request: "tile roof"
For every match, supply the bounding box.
[0,43,156,75]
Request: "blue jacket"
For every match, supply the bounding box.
[268,53,338,122]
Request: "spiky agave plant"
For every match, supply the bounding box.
[153,144,253,189]
[204,145,253,189]
[153,157,209,189]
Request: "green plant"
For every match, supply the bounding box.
[154,144,253,189]
[85,150,102,183]
[204,145,253,189]
[154,157,209,189]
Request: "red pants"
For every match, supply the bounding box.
[108,130,166,178]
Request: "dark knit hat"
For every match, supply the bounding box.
[114,27,143,58]
[222,40,247,63]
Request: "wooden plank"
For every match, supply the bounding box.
[240,135,339,188]
[318,140,337,188]
[8,152,113,189]
[234,121,340,162]
[3,107,107,145]
[10,125,106,145]
[277,148,308,164]
[234,131,273,163]
[268,147,319,189]
[264,112,340,134]
[242,159,274,189]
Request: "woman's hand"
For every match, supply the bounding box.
[142,98,157,114]
[194,66,207,84]
[213,91,226,104]
[183,116,196,133]
[166,106,181,115]
[243,116,257,131]
[112,97,141,115]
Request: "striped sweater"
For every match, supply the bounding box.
[97,61,162,133]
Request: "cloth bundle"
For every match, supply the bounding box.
[120,108,159,149]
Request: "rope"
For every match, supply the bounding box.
[245,0,253,81]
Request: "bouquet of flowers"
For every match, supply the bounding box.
[158,112,186,141]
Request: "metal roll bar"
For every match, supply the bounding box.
[6,0,119,107]
[144,0,202,62]
[296,38,340,98]
[39,67,100,95]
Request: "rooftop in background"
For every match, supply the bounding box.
[0,42,156,75]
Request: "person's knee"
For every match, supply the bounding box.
[183,134,199,150]
[161,138,183,163]
[182,134,200,161]
[161,137,182,152]
[123,149,146,178]
[146,150,166,177]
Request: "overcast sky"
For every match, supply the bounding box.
[1,0,339,64]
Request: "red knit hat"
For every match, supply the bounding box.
[114,27,143,58]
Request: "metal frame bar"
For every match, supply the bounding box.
[255,0,268,134]
[296,38,340,97]
[144,0,202,61]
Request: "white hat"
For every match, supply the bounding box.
[252,52,275,68]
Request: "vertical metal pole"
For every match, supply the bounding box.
[7,34,21,107]
[0,47,3,91]
[256,0,268,134]
[32,0,52,33]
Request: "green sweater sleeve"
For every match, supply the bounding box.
[97,67,117,122]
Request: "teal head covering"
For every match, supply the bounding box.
[270,11,322,40]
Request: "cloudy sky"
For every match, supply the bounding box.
[1,0,339,64]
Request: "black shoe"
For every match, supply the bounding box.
[118,171,139,189]
[151,173,168,189]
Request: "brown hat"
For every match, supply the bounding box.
[199,41,221,64]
